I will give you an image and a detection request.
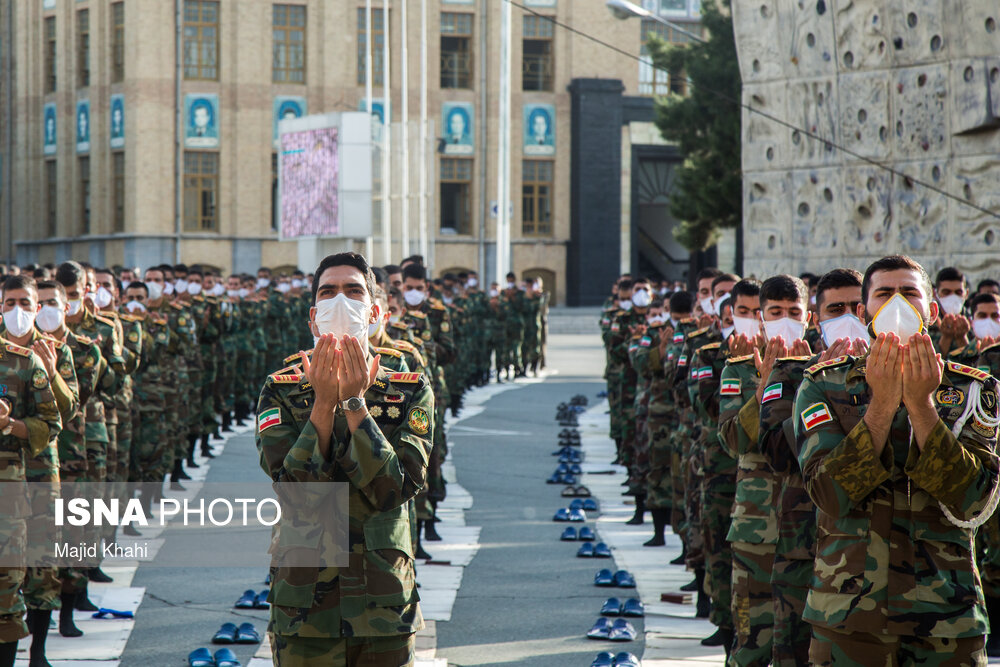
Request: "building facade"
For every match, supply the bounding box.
[2,0,702,305]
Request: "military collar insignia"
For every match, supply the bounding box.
[284,349,313,366]
[726,354,754,364]
[805,355,851,376]
[4,342,31,358]
[388,372,420,383]
[696,342,722,354]
[777,355,814,362]
[689,326,711,338]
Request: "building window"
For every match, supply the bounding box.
[522,15,554,92]
[440,13,473,89]
[522,160,553,236]
[44,18,57,93]
[183,152,219,231]
[45,161,57,236]
[111,3,125,83]
[112,153,125,232]
[440,158,472,235]
[638,20,700,96]
[183,0,219,80]
[79,157,91,235]
[356,8,385,85]
[271,153,279,231]
[273,4,306,83]
[77,10,90,88]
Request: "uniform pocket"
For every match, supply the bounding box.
[363,519,417,607]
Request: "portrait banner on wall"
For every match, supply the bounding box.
[280,126,340,238]
[442,102,474,155]
[184,94,219,148]
[274,96,307,143]
[110,94,125,149]
[43,103,57,156]
[43,0,55,9]
[358,98,387,143]
[523,104,555,156]
[75,100,90,154]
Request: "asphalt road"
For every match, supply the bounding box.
[437,333,643,667]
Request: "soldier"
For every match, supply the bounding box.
[933,267,970,356]
[796,254,999,664]
[257,252,433,666]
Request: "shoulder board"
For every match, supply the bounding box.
[726,354,754,364]
[946,361,992,382]
[696,342,722,354]
[805,355,851,376]
[193,295,205,302]
[407,311,427,320]
[980,341,1000,355]
[392,339,416,352]
[151,316,168,326]
[375,346,403,359]
[283,349,312,365]
[776,355,814,362]
[430,303,446,311]
[648,322,665,330]
[170,302,184,310]
[4,342,31,357]
[268,372,302,384]
[40,334,61,344]
[94,314,116,327]
[388,372,421,383]
[679,317,697,324]
[119,313,143,323]
[948,347,970,358]
[688,326,711,338]
[390,321,410,331]
[74,333,94,345]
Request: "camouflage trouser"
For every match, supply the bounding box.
[701,472,734,630]
[135,409,169,482]
[771,556,811,667]
[683,441,705,570]
[810,626,986,667]
[0,518,28,643]
[23,567,60,611]
[627,393,650,495]
[730,542,775,667]
[644,413,674,510]
[607,373,623,441]
[976,513,1000,597]
[270,633,414,667]
[115,407,133,483]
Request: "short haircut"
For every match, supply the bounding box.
[32,267,50,280]
[36,280,66,302]
[388,287,404,307]
[126,281,149,297]
[3,274,37,297]
[311,252,377,304]
[711,273,740,293]
[402,255,424,267]
[632,276,650,286]
[669,290,695,314]
[650,298,664,309]
[371,266,388,285]
[799,272,819,287]
[978,279,1000,293]
[936,267,965,287]
[506,272,516,281]
[816,268,863,307]
[173,263,189,275]
[697,268,723,284]
[187,269,203,279]
[862,255,932,304]
[258,267,272,275]
[970,293,1000,313]
[731,278,762,301]
[55,261,87,289]
[760,274,808,306]
[618,279,634,292]
[403,264,428,282]
[443,272,458,282]
[383,264,402,276]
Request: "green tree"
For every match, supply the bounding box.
[646,0,742,252]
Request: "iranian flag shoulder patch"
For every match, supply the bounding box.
[720,378,741,396]
[801,402,833,430]
[762,383,783,404]
[258,407,282,432]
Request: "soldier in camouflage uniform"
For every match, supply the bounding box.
[522,279,544,376]
[619,279,656,522]
[796,255,998,665]
[256,253,433,666]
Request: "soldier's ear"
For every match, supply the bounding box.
[855,302,867,323]
[927,300,939,327]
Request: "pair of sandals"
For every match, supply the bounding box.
[91,608,133,619]
[553,508,587,522]
[570,498,599,513]
[234,589,269,610]
[577,542,612,558]
[586,618,638,642]
[558,451,584,464]
[600,597,644,617]
[552,445,580,456]
[555,463,583,475]
[594,569,636,588]
[560,526,595,541]
[561,485,592,497]
[591,651,640,667]
[189,647,240,667]
[547,472,578,485]
[212,622,260,644]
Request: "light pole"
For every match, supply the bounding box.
[604,0,705,42]
[495,0,511,287]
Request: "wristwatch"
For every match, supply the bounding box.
[340,396,366,412]
[1,419,13,437]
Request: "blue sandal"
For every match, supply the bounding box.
[214,647,241,667]
[188,647,215,667]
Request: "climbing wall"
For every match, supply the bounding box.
[733,0,1000,282]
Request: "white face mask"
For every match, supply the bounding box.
[227,289,240,299]
[389,314,401,325]
[291,279,304,289]
[404,289,426,307]
[721,325,735,340]
[973,318,1000,341]
[632,289,651,308]
[175,279,189,293]
[937,294,964,317]
[467,278,478,288]
[488,289,499,298]
[732,316,759,339]
[647,313,667,326]
[443,296,454,305]
[3,306,35,338]
[809,294,817,306]
[256,278,270,290]
[36,304,64,332]
[124,300,146,313]
[312,293,372,342]
[700,297,716,316]
[238,288,250,298]
[506,281,516,289]
[92,286,113,309]
[164,282,175,296]
[763,317,807,342]
[869,293,924,340]
[67,299,83,316]
[147,282,164,301]
[820,313,870,347]
[187,283,202,296]
[276,283,292,294]
[120,279,131,291]
[212,283,225,297]
[619,299,633,312]
[368,314,385,340]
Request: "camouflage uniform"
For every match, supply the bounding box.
[606,308,649,468]
[627,325,658,497]
[796,356,998,664]
[256,355,434,665]
[976,343,1000,603]
[132,313,172,481]
[655,320,698,524]
[757,355,818,667]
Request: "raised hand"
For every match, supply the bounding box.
[866,333,903,412]
[902,333,943,411]
[819,337,849,363]
[754,336,787,405]
[338,334,380,402]
[32,339,58,380]
[301,335,340,410]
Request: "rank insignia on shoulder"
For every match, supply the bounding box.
[726,354,753,364]
[801,402,833,430]
[935,387,965,407]
[980,342,1000,355]
[720,378,741,395]
[374,347,403,359]
[762,383,783,403]
[284,350,311,365]
[946,361,992,383]
[407,311,427,320]
[4,343,31,357]
[258,407,282,432]
[805,356,850,376]
[689,326,711,338]
[777,356,813,362]
[369,405,384,419]
[269,373,302,384]
[697,342,721,354]
[679,318,697,324]
[389,372,421,383]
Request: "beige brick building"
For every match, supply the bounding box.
[2,0,702,305]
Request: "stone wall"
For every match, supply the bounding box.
[732,0,1000,282]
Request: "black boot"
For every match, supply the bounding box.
[987,596,1000,657]
[174,458,191,481]
[201,433,215,458]
[625,494,646,526]
[670,544,688,566]
[701,626,732,647]
[424,517,442,542]
[88,567,113,583]
[73,589,98,613]
[696,574,711,618]
[221,411,233,433]
[186,435,200,469]
[643,508,669,547]
[123,522,142,537]
[27,609,52,667]
[169,461,186,491]
[0,640,18,667]
[414,522,432,560]
[60,593,83,637]
[234,402,247,426]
